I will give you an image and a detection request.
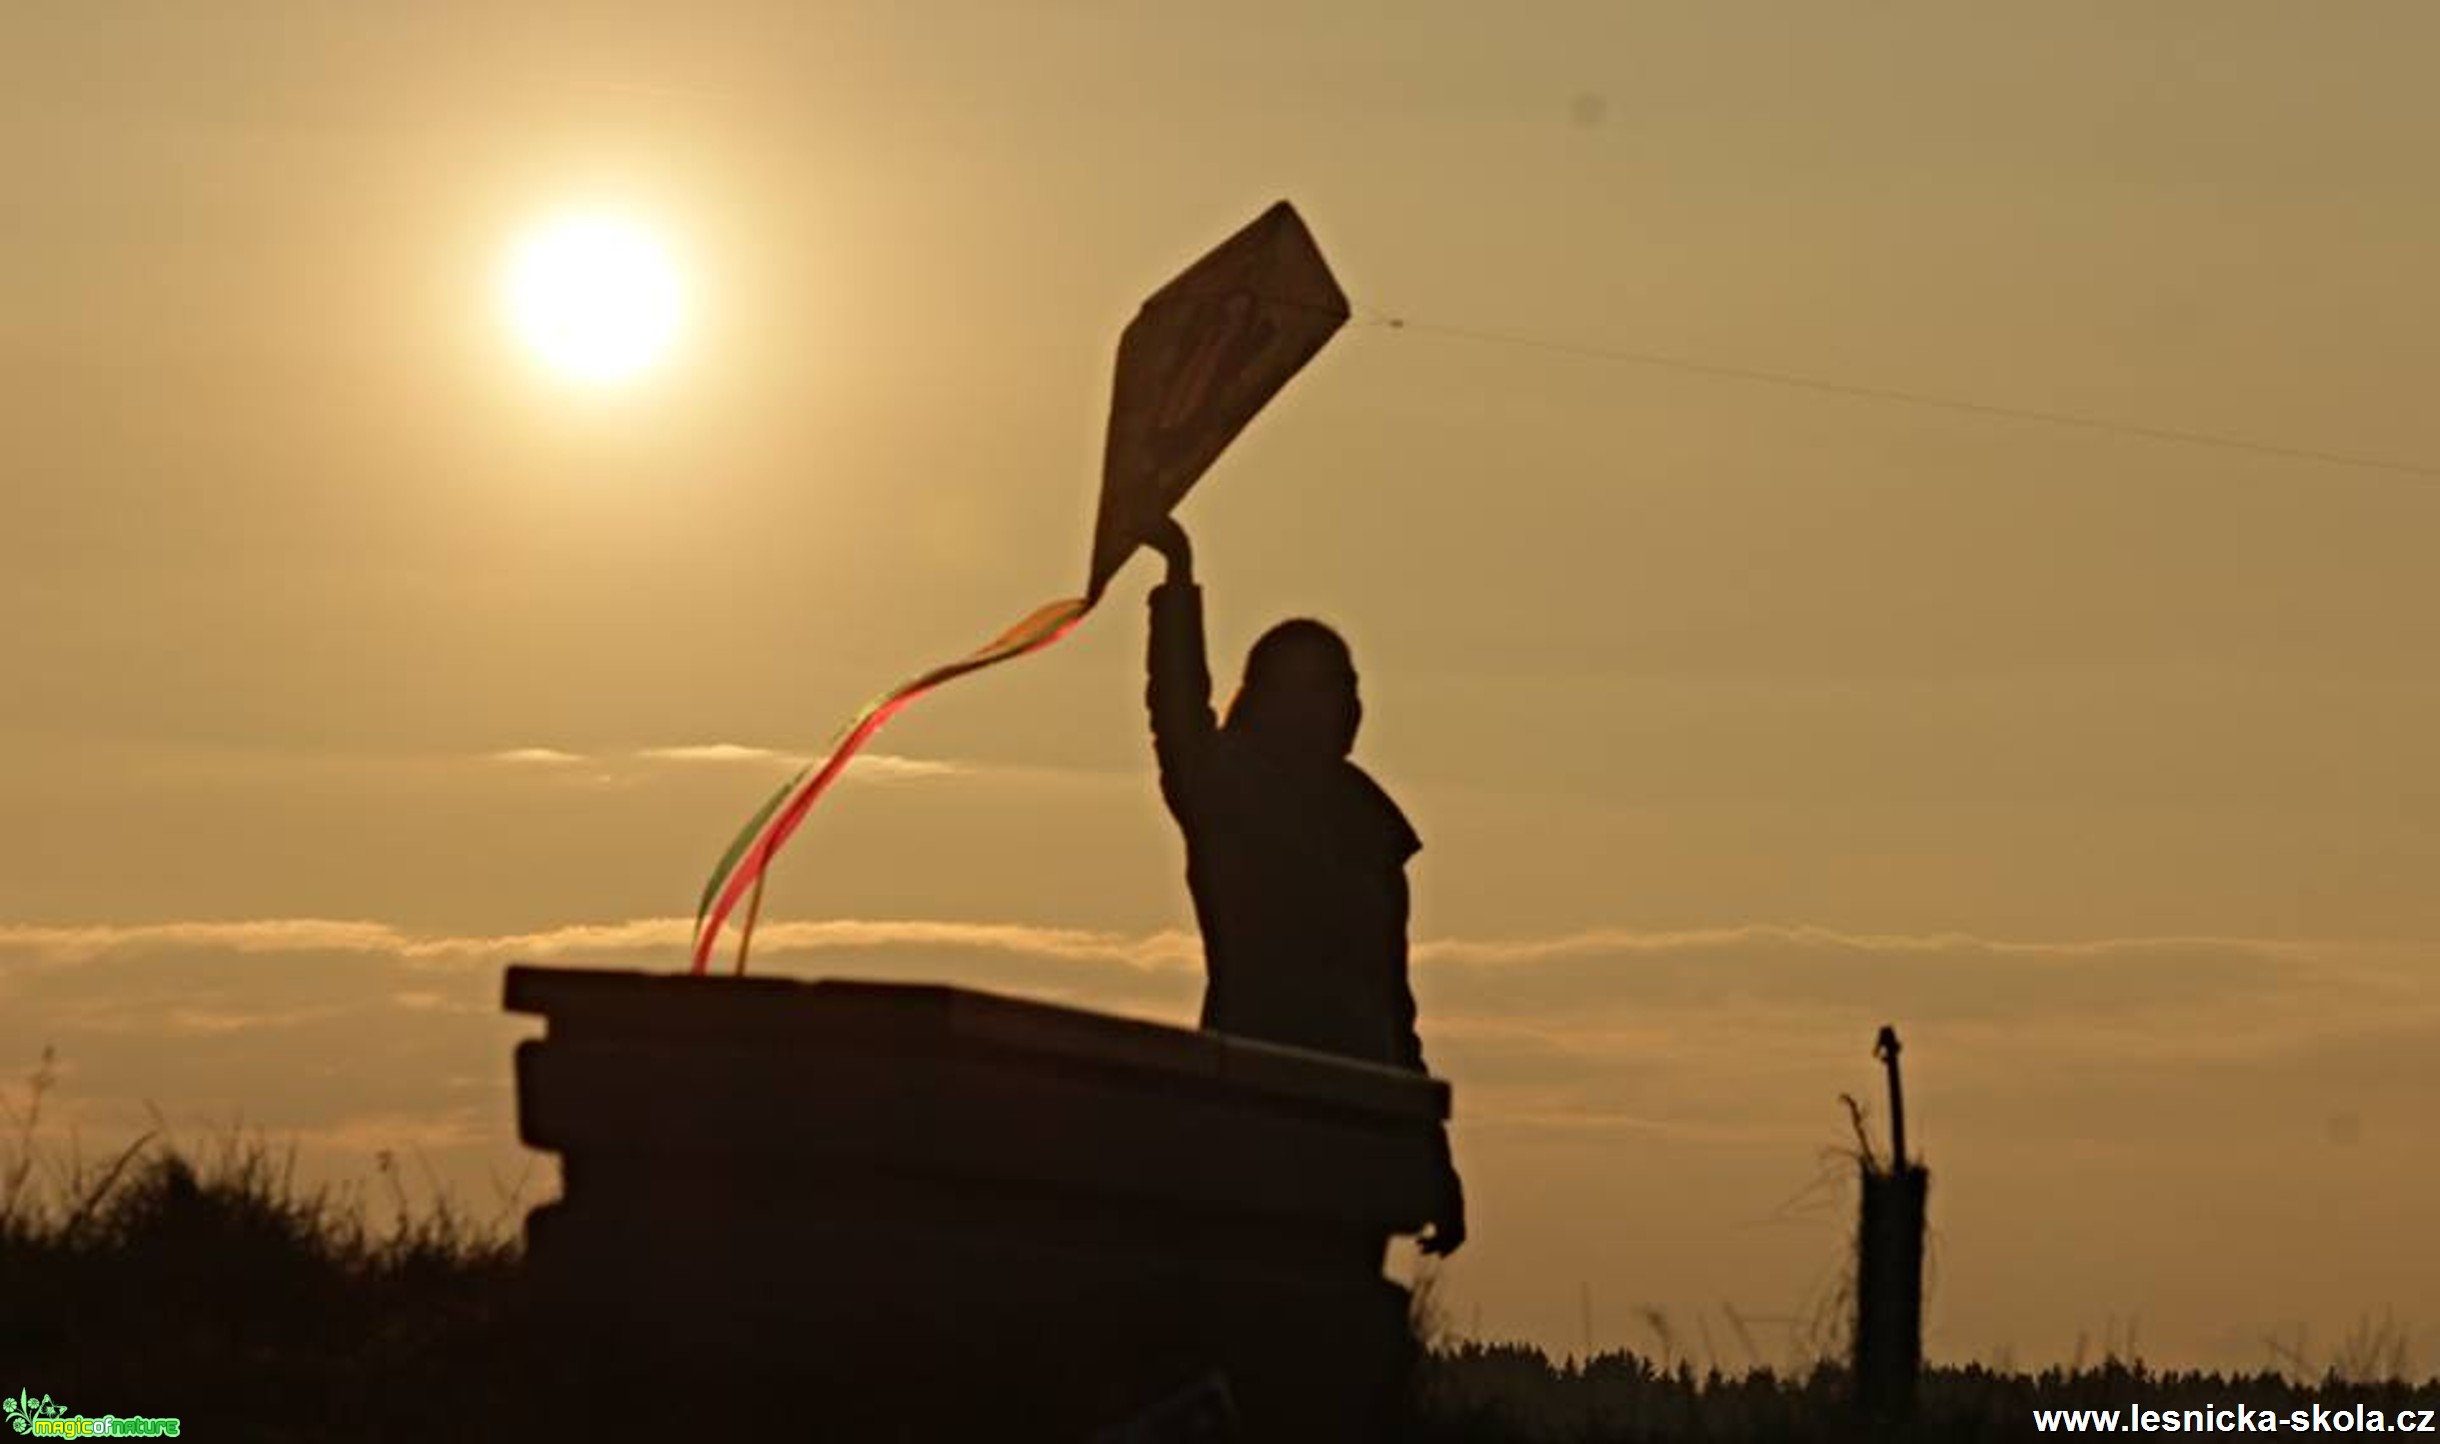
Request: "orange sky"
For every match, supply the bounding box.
[5,2,2438,1375]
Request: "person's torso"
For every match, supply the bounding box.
[1183,737,1418,1063]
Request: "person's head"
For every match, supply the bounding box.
[1224,618,1361,758]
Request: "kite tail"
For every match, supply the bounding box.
[690,596,1092,975]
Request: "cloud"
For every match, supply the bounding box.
[4,917,2419,1100]
[1412,923,2332,1028]
[485,747,588,766]
[7,914,2421,1081]
[1413,923,2312,968]
[635,743,792,765]
[0,918,2403,1038]
[0,916,1198,973]
[849,753,967,781]
[629,744,966,779]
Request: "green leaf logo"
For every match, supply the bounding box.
[4,1390,67,1433]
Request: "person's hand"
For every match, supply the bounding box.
[1143,517,1193,583]
[1417,1129,1465,1256]
[1419,1181,1467,1257]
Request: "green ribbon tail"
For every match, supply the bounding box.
[694,766,809,929]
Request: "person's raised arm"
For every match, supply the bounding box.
[1144,519,1219,819]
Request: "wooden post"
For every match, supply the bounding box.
[1855,1024,1928,1421]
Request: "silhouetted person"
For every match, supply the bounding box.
[1143,517,1466,1256]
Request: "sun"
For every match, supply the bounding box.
[501,212,685,385]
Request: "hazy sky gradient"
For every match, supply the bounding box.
[6,2,2438,1372]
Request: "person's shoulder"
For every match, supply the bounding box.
[1341,760,1422,860]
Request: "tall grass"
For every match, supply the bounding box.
[0,1052,534,1441]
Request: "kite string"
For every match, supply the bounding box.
[1352,305,2440,484]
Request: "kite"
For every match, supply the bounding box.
[690,201,1351,974]
[1086,203,1353,602]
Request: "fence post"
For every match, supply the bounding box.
[1855,1024,1928,1422]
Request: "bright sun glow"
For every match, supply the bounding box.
[501,213,684,385]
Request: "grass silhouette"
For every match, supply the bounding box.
[0,1056,536,1439]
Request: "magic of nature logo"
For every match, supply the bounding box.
[5,1389,181,1437]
